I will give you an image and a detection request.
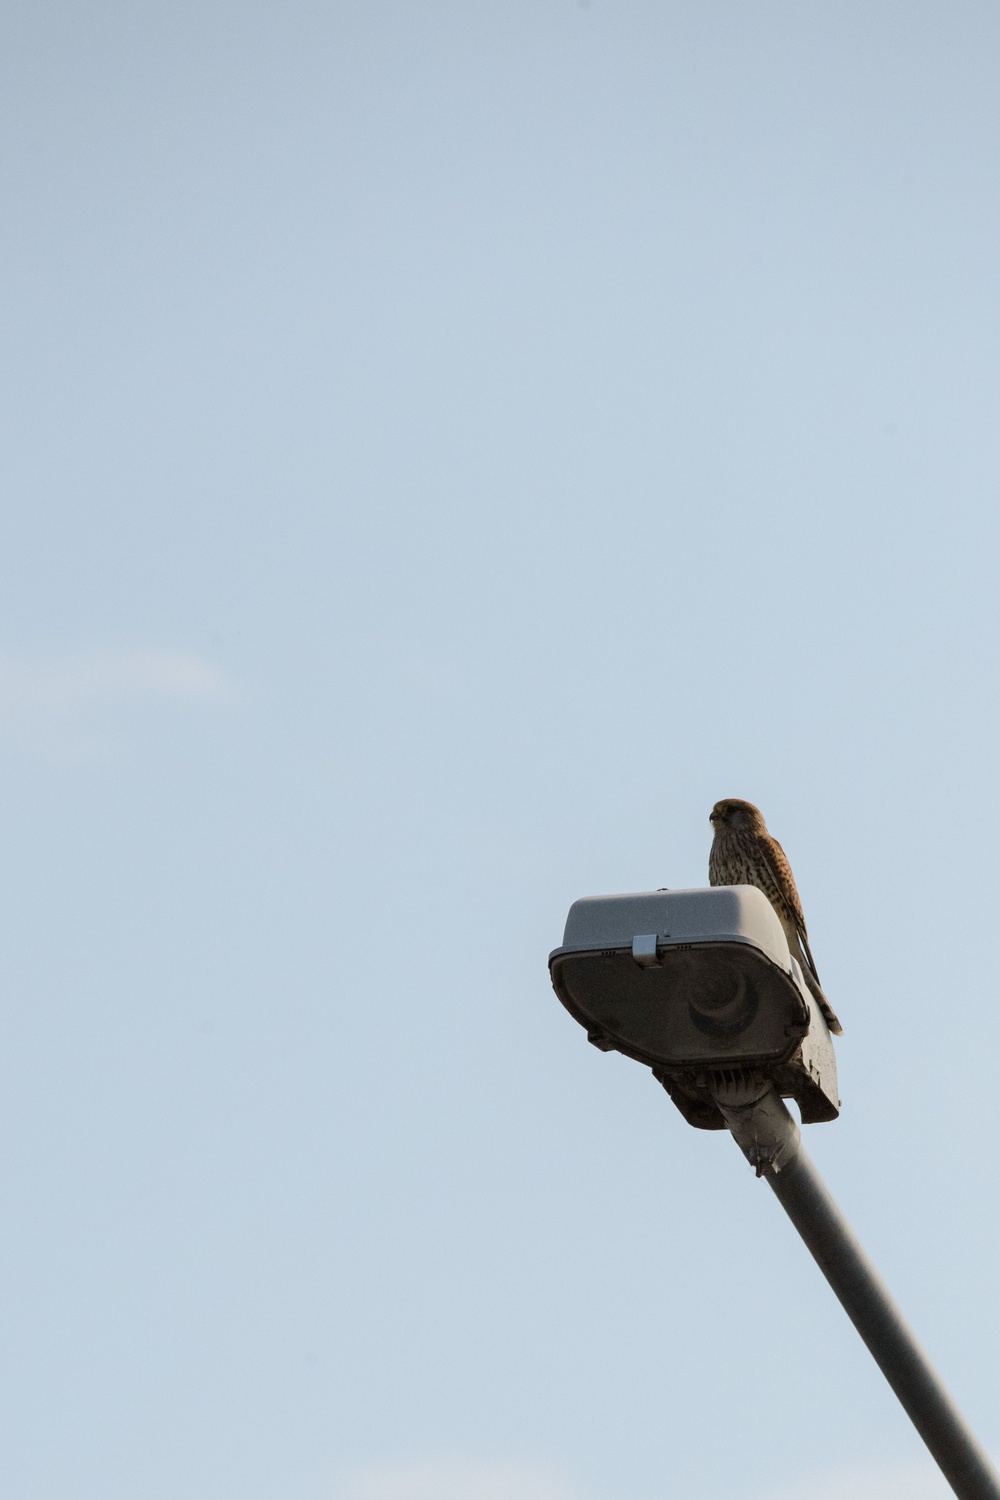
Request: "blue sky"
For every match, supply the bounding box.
[1,3,999,1497]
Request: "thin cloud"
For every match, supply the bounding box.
[335,1455,587,1500]
[0,647,233,760]
[758,1451,997,1500]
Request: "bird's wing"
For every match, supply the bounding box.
[755,833,805,927]
[758,833,837,1024]
[754,832,825,985]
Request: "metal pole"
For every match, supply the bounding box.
[715,1084,1000,1500]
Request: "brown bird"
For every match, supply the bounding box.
[708,797,843,1036]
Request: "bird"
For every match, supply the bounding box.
[708,797,843,1036]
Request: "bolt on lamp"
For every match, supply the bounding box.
[550,885,999,1500]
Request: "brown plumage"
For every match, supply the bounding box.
[708,797,843,1036]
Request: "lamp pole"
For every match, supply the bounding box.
[549,885,999,1500]
[716,1082,1000,1500]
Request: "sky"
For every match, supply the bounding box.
[1,2,999,1497]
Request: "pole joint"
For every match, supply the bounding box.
[710,1076,800,1177]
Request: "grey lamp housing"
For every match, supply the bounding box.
[548,885,839,1128]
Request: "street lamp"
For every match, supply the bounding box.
[550,884,1000,1500]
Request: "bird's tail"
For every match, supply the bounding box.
[790,931,843,1036]
[800,963,843,1037]
[800,931,822,987]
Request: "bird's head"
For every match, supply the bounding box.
[710,798,766,834]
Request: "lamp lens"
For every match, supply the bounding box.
[686,957,758,1038]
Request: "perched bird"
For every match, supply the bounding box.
[708,798,843,1036]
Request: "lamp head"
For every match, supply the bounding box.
[549,886,839,1130]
